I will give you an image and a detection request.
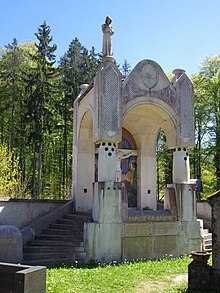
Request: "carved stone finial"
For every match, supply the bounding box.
[102,16,114,62]
[172,68,185,79]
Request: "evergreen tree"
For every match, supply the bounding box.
[27,21,57,198]
[58,39,100,191]
[156,129,172,200]
[0,38,22,151]
[121,59,131,78]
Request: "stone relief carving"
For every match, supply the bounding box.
[140,62,159,89]
[122,60,177,110]
[123,81,176,109]
[103,66,120,136]
[178,75,194,139]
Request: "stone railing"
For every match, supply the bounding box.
[21,199,74,245]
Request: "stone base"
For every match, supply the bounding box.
[84,222,122,263]
[102,55,115,63]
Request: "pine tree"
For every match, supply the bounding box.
[121,59,131,78]
[27,21,57,198]
[0,38,22,151]
[58,39,100,191]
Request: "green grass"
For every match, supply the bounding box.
[46,256,191,293]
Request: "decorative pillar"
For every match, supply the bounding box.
[172,147,190,183]
[97,141,117,182]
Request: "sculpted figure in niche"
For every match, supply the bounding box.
[116,149,137,182]
[102,16,114,57]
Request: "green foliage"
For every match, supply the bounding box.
[0,144,21,197]
[191,55,220,196]
[156,129,172,200]
[120,59,131,77]
[1,22,219,201]
[0,22,101,199]
[26,21,58,198]
[46,257,190,292]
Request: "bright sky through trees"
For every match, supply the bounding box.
[1,0,220,75]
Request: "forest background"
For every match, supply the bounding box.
[0,21,219,200]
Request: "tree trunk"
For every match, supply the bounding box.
[32,142,37,198]
[215,112,220,190]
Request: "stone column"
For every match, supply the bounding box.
[172,147,190,183]
[97,141,117,182]
[137,135,157,210]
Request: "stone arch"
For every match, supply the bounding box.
[119,128,138,208]
[122,97,177,148]
[121,100,177,209]
[74,109,95,211]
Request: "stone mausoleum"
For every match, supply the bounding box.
[72,17,201,262]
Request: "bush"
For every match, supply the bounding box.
[0,144,21,197]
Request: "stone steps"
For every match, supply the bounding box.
[24,245,85,253]
[35,234,83,241]
[23,211,92,265]
[202,229,212,252]
[42,228,79,235]
[64,213,93,222]
[49,223,83,233]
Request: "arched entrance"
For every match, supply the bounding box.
[119,128,137,208]
[122,101,176,210]
[74,110,94,211]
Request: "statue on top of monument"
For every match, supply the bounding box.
[102,16,114,59]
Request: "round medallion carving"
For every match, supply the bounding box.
[141,63,158,89]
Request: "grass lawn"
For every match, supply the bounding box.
[46,256,192,293]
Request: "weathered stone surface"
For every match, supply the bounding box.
[153,235,179,258]
[0,200,65,229]
[0,262,46,293]
[122,60,174,107]
[123,223,152,237]
[153,222,177,236]
[94,62,122,142]
[0,225,23,263]
[84,222,122,263]
[122,236,152,259]
[92,182,122,223]
[72,18,198,264]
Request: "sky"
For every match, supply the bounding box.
[1,0,220,76]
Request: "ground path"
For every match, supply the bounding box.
[136,274,188,292]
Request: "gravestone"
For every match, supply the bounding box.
[0,225,23,263]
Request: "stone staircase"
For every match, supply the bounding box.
[23,212,92,265]
[202,229,212,252]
